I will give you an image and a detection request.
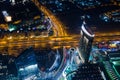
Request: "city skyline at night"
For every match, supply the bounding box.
[0,0,120,80]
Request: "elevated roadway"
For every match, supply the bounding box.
[32,0,67,37]
[0,36,79,56]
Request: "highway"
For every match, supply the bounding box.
[32,0,67,37]
[0,1,79,79]
[0,0,77,57]
[0,36,79,56]
[0,0,120,56]
[0,1,119,79]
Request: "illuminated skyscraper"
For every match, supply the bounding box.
[15,47,39,80]
[79,21,94,63]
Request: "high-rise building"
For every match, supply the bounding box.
[79,22,94,63]
[15,47,39,80]
[71,63,104,80]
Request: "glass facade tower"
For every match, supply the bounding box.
[79,22,94,63]
[15,47,39,80]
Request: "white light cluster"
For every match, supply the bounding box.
[26,64,37,70]
[19,64,38,71]
[2,11,12,22]
[81,24,95,37]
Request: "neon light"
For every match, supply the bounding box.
[81,25,95,37]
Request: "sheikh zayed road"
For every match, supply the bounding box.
[0,0,120,56]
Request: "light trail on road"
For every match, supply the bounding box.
[32,0,68,37]
[0,36,79,56]
[0,0,120,57]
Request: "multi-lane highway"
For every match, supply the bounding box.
[0,0,77,57]
[0,36,79,56]
[0,1,120,79]
[0,0,120,57]
[32,0,67,37]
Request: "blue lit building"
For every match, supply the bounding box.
[15,47,39,80]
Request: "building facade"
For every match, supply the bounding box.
[15,47,39,80]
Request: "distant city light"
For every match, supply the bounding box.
[9,28,15,32]
[5,16,12,22]
[2,11,12,22]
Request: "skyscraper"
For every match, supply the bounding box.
[79,22,94,63]
[15,47,39,80]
